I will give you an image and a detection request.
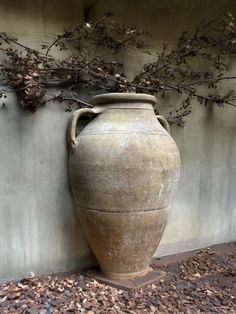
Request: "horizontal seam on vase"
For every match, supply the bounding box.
[81,132,168,136]
[76,205,168,213]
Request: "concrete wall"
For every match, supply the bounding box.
[0,0,97,282]
[0,0,235,282]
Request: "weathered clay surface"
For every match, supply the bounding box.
[80,209,168,279]
[68,93,181,280]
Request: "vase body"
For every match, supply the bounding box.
[68,93,181,280]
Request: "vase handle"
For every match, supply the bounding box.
[68,108,98,150]
[156,115,170,134]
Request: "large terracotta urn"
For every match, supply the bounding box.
[68,93,180,280]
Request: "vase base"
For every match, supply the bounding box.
[86,267,166,290]
[101,266,150,281]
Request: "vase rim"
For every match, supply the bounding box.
[90,92,157,106]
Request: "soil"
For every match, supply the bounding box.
[0,243,235,313]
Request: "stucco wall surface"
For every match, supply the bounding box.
[0,0,235,282]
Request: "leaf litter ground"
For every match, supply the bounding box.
[0,243,235,313]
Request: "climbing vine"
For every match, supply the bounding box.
[0,12,236,126]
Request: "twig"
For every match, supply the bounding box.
[165,83,236,108]
[44,37,61,65]
[46,93,93,108]
[180,76,236,87]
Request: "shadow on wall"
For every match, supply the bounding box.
[0,0,84,36]
[198,104,236,244]
[62,116,98,270]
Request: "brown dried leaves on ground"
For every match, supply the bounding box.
[0,245,235,313]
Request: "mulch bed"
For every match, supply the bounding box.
[0,243,235,313]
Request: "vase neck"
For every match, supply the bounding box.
[94,102,153,111]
